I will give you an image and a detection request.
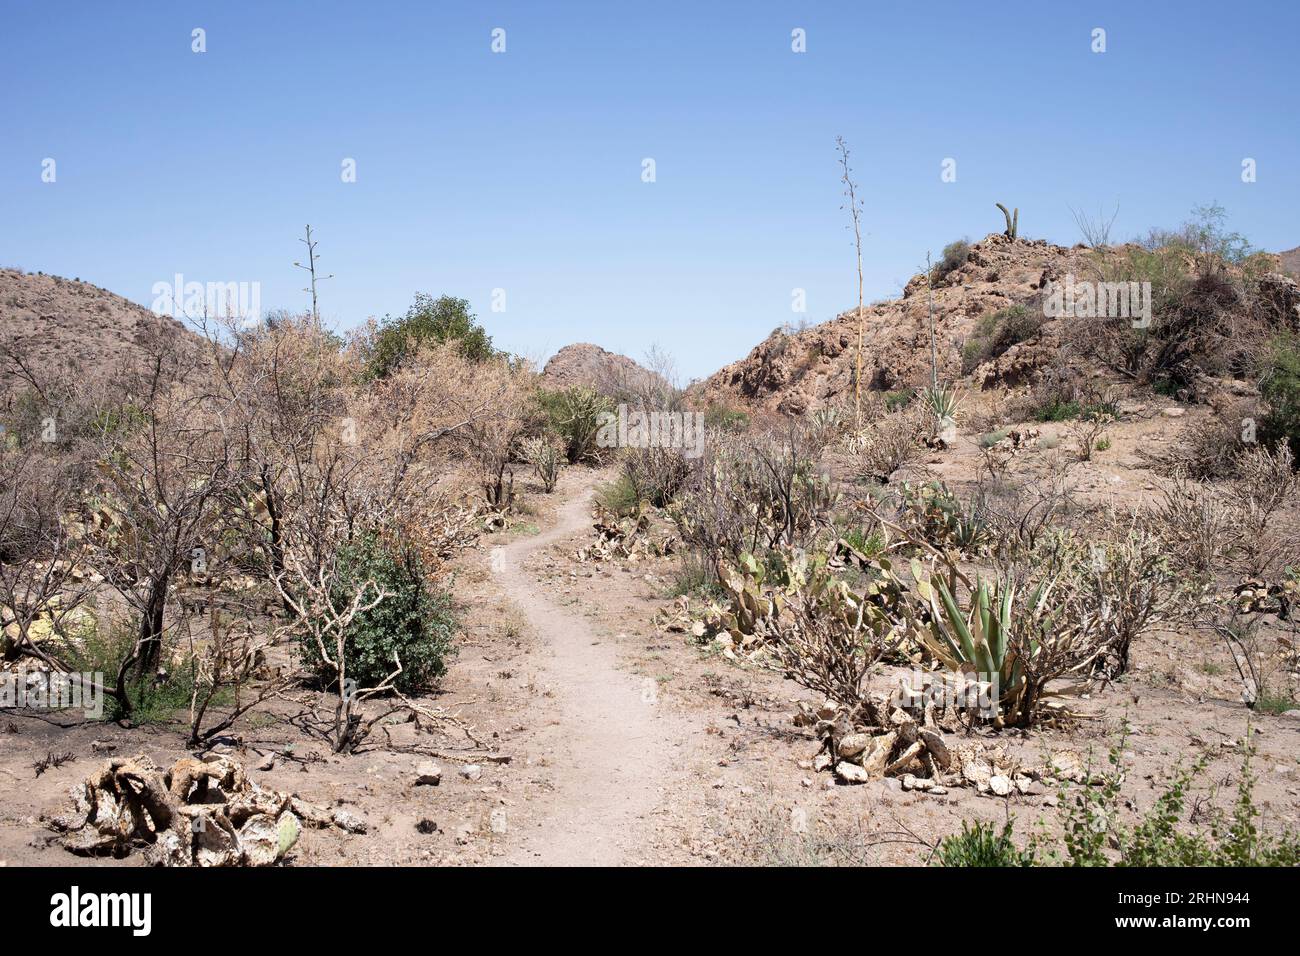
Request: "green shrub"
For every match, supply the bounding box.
[931,240,970,284]
[1044,727,1300,866]
[302,534,457,694]
[1028,396,1118,424]
[978,427,1011,448]
[58,619,214,724]
[595,473,641,516]
[936,820,1036,867]
[961,305,1044,374]
[363,293,495,378]
[667,552,722,599]
[1032,399,1082,422]
[1260,333,1300,461]
[882,388,915,412]
[703,404,749,432]
[841,526,886,559]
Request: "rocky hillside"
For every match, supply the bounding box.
[690,234,1091,416]
[1279,246,1300,278]
[541,342,668,398]
[0,268,200,401]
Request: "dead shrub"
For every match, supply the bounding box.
[1145,476,1237,578]
[621,444,692,508]
[850,407,925,482]
[1075,524,1181,676]
[1171,402,1258,479]
[1228,442,1299,578]
[671,427,837,574]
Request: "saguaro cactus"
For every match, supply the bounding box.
[996,203,1019,239]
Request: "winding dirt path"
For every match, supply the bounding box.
[491,480,689,866]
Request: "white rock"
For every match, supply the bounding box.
[460,764,483,781]
[415,761,442,786]
[837,733,870,759]
[835,761,870,784]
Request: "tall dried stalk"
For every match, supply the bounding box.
[836,137,865,430]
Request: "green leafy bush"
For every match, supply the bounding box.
[59,619,213,724]
[703,404,749,432]
[978,427,1011,448]
[363,293,495,378]
[961,305,1044,374]
[841,526,886,559]
[595,473,641,516]
[882,388,915,412]
[302,534,457,694]
[931,239,970,284]
[536,386,614,463]
[1048,732,1300,866]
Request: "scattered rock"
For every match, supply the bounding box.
[837,733,870,759]
[459,764,483,782]
[415,761,443,786]
[834,761,870,784]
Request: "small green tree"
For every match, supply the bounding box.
[364,294,495,378]
[299,533,457,695]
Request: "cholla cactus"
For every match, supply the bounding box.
[519,435,562,492]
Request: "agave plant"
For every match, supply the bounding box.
[920,384,962,425]
[914,570,1078,727]
[807,405,846,446]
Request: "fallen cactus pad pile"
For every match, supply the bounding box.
[49,753,362,866]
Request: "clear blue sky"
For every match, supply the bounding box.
[2,1,1296,380]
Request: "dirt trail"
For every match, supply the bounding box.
[491,480,689,866]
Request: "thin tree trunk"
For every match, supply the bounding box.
[135,574,169,679]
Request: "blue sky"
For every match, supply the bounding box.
[2,1,1296,380]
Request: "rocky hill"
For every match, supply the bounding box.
[0,268,200,402]
[690,234,1091,416]
[541,343,668,399]
[1279,246,1300,278]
